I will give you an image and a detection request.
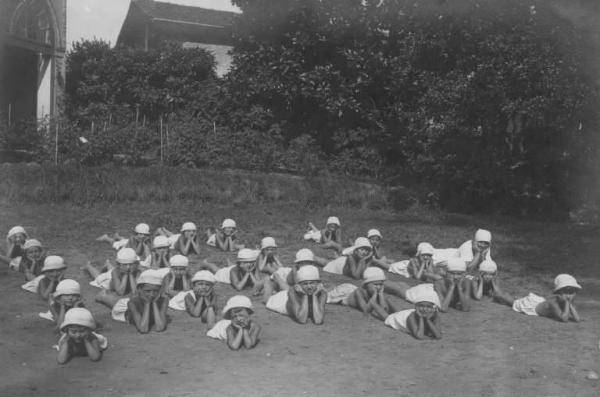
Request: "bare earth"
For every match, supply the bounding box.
[0,203,599,397]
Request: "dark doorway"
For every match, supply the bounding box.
[2,44,37,123]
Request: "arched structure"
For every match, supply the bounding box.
[0,0,66,124]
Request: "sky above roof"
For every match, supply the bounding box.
[67,0,240,49]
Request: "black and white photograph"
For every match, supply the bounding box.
[0,0,599,396]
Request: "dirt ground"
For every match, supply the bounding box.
[0,202,599,397]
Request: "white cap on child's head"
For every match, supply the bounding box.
[181,222,197,232]
[417,242,434,256]
[260,237,277,250]
[412,284,441,308]
[169,254,189,267]
[237,248,258,262]
[294,248,314,263]
[8,226,27,238]
[479,260,497,273]
[60,308,96,331]
[134,223,150,234]
[23,239,42,250]
[192,270,216,284]
[367,229,382,238]
[222,295,253,319]
[152,235,170,249]
[553,274,582,292]
[54,279,81,297]
[326,216,341,226]
[297,265,320,283]
[117,248,138,264]
[362,267,386,284]
[136,269,164,286]
[353,237,372,251]
[446,258,467,272]
[221,219,236,229]
[474,229,492,243]
[42,256,66,272]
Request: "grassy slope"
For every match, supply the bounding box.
[0,201,599,396]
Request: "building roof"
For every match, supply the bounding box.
[117,0,236,47]
[133,0,235,28]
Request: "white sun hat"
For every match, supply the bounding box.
[181,222,197,232]
[479,260,498,273]
[367,229,382,238]
[326,216,341,226]
[362,267,386,284]
[7,226,27,238]
[192,270,216,284]
[416,242,434,256]
[134,223,151,234]
[411,285,441,308]
[169,254,189,268]
[54,279,81,297]
[237,248,258,262]
[221,219,236,229]
[23,239,42,250]
[446,258,467,272]
[41,256,67,272]
[553,274,582,292]
[294,248,315,263]
[353,237,372,250]
[222,295,253,319]
[116,248,138,264]
[152,235,170,249]
[297,265,320,283]
[260,237,277,250]
[60,308,96,331]
[474,229,492,243]
[136,269,164,286]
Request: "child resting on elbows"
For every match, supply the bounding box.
[207,295,261,350]
[385,285,442,340]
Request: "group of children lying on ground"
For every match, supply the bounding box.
[0,216,582,364]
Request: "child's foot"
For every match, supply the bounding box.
[95,289,109,303]
[96,234,111,242]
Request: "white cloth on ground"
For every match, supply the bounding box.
[21,275,44,293]
[9,256,21,271]
[303,229,321,243]
[167,234,180,249]
[206,319,231,341]
[111,297,130,322]
[323,256,347,275]
[169,290,194,311]
[90,270,112,289]
[265,290,290,315]
[512,293,545,316]
[214,265,234,284]
[384,309,415,333]
[271,266,292,281]
[388,259,410,278]
[206,234,216,247]
[326,283,358,304]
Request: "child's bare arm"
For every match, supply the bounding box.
[568,300,581,322]
[56,336,71,364]
[226,324,244,350]
[112,270,129,296]
[84,336,103,362]
[128,300,151,333]
[406,313,425,340]
[242,321,261,349]
[288,288,309,324]
[457,278,471,311]
[185,294,201,317]
[348,289,370,314]
[215,233,227,250]
[311,289,327,325]
[230,269,251,291]
[152,298,168,332]
[425,313,442,339]
[38,279,56,301]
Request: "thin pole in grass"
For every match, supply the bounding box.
[160,115,164,165]
[54,121,59,165]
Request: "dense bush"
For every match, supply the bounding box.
[17,0,596,216]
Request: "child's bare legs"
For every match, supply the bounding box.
[321,241,342,255]
[261,279,275,304]
[95,289,121,309]
[272,273,289,291]
[313,255,329,267]
[96,232,123,244]
[492,290,514,306]
[83,260,112,279]
[201,259,220,273]
[307,222,319,233]
[383,280,411,300]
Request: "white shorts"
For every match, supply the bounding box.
[21,275,44,293]
[111,298,130,322]
[512,293,545,316]
[206,319,231,341]
[266,290,290,315]
[207,234,216,247]
[388,259,410,278]
[326,283,358,304]
[112,239,129,251]
[90,270,112,290]
[169,290,194,311]
[303,230,321,243]
[9,256,21,271]
[323,256,347,275]
[214,265,234,284]
[385,309,415,333]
